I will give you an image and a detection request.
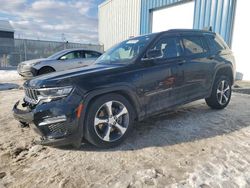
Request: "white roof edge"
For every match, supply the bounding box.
[0,20,14,32]
[98,0,113,8]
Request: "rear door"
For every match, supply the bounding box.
[179,34,215,99]
[138,34,185,115]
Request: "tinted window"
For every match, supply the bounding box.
[149,36,182,59]
[59,51,82,60]
[206,34,226,53]
[182,36,207,55]
[85,51,101,58]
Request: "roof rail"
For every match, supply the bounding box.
[203,26,212,32]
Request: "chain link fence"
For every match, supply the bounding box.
[0,38,104,67]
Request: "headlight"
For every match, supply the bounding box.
[37,86,73,102]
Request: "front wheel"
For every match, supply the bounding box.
[205,76,232,109]
[84,94,135,148]
[38,67,55,75]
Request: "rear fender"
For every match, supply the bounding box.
[208,64,234,96]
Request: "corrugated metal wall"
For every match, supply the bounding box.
[140,0,192,34]
[140,0,236,46]
[193,0,236,46]
[99,0,236,49]
[98,0,141,50]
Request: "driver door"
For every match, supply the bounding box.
[137,34,185,115]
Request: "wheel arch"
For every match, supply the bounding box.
[209,64,234,95]
[214,65,234,84]
[38,66,56,75]
[83,85,142,121]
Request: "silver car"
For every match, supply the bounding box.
[17,48,102,78]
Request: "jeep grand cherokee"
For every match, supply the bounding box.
[13,29,236,148]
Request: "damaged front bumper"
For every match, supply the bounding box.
[12,92,84,147]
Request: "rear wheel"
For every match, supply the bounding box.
[205,76,232,109]
[38,67,55,75]
[84,94,135,148]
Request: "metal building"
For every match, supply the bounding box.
[99,0,250,80]
[0,20,14,55]
[98,0,141,51]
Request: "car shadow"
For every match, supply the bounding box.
[0,83,20,91]
[61,100,249,152]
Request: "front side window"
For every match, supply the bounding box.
[148,36,182,59]
[60,51,82,60]
[182,36,207,55]
[96,34,156,64]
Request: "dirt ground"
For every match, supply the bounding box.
[0,85,250,188]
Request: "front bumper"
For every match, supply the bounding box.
[12,91,84,146]
[17,65,37,78]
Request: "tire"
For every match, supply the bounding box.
[38,67,55,75]
[205,75,232,109]
[84,93,135,148]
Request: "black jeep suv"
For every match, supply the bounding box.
[13,29,235,148]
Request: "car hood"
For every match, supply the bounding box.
[24,63,126,88]
[20,58,47,66]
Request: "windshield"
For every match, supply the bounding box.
[96,34,156,64]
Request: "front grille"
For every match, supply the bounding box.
[24,88,39,104]
[48,123,67,135]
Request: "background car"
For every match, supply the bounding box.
[17,48,102,78]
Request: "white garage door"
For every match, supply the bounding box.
[232,0,250,81]
[152,1,195,33]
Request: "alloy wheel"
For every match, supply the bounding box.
[94,101,129,142]
[216,80,231,105]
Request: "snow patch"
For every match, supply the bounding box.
[0,70,22,82]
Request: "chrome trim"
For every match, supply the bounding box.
[37,86,72,91]
[145,88,173,96]
[38,115,67,126]
[23,86,73,104]
[24,96,38,104]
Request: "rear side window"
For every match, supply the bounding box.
[205,34,226,53]
[182,36,207,55]
[85,51,102,58]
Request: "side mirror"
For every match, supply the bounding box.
[145,49,162,60]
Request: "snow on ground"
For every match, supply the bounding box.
[0,89,249,188]
[0,70,24,90]
[0,70,22,82]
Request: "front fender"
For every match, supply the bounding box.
[82,84,143,120]
[32,60,55,71]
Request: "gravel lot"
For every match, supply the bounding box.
[0,71,250,188]
[0,91,249,188]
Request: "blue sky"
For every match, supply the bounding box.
[0,0,104,43]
